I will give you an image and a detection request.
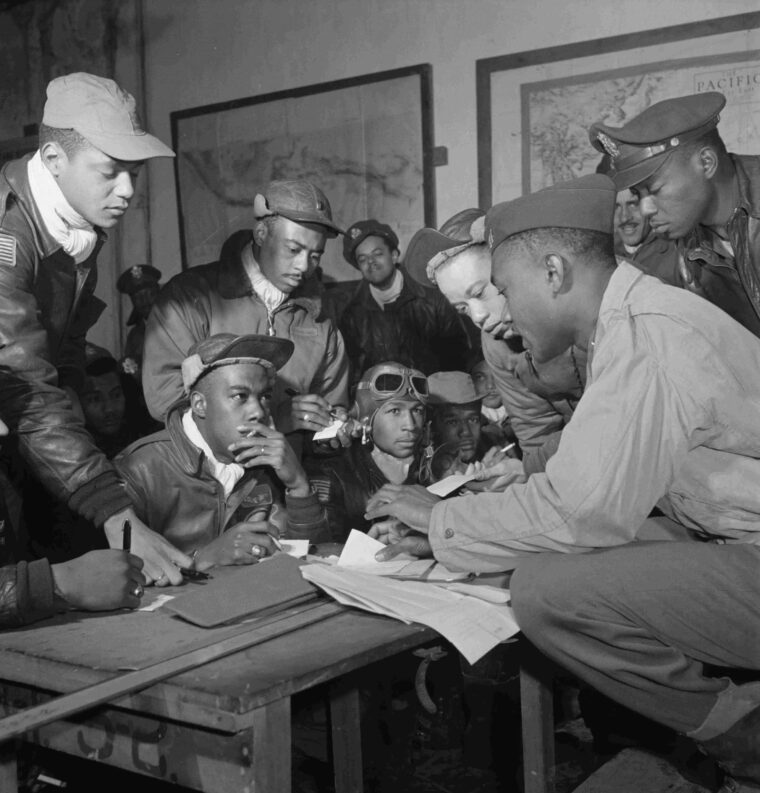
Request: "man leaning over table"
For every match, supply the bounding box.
[365,174,760,793]
[0,72,189,587]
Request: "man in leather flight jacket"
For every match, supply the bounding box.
[0,72,187,586]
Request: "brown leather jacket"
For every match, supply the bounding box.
[115,406,329,554]
[0,155,130,526]
[679,154,760,338]
[143,230,349,426]
[0,559,57,628]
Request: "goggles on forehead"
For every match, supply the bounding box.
[357,365,429,403]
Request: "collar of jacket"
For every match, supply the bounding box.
[731,153,760,222]
[216,228,322,318]
[0,153,107,258]
[350,266,425,307]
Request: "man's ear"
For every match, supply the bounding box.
[190,390,206,419]
[697,146,719,181]
[253,219,269,246]
[40,141,67,177]
[391,248,400,266]
[544,253,567,296]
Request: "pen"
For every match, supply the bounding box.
[500,442,516,454]
[178,567,211,581]
[122,519,131,552]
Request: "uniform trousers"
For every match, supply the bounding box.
[511,542,760,738]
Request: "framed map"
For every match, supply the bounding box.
[476,12,760,207]
[171,64,435,280]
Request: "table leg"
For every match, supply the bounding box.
[0,739,17,793]
[329,679,363,793]
[251,697,291,792]
[520,646,556,793]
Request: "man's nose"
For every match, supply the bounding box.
[293,252,310,272]
[247,399,266,421]
[639,196,657,218]
[114,171,135,202]
[470,302,489,326]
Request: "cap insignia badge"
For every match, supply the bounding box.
[596,132,620,159]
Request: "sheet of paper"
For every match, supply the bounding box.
[279,539,310,558]
[338,529,385,566]
[139,593,175,612]
[312,418,345,441]
[337,530,469,580]
[301,563,520,664]
[427,472,477,497]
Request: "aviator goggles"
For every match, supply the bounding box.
[357,365,429,404]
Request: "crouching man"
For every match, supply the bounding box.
[115,334,328,571]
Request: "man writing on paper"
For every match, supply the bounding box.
[0,72,189,586]
[142,180,349,448]
[365,173,760,793]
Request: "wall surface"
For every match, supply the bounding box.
[141,0,760,284]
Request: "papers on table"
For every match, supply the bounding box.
[337,529,469,581]
[427,473,476,497]
[301,562,518,665]
[312,418,345,441]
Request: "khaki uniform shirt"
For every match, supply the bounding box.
[430,262,760,572]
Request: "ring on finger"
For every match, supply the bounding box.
[303,412,309,422]
[132,584,144,598]
[250,544,264,558]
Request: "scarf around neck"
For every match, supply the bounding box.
[27,151,98,264]
[369,268,404,309]
[242,243,287,313]
[182,409,245,497]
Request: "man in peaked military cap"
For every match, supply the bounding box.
[364,173,760,793]
[142,179,349,450]
[590,91,760,338]
[116,264,162,372]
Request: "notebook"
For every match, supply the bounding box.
[164,554,318,628]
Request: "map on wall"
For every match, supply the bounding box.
[523,53,760,191]
[172,69,430,281]
[485,22,760,204]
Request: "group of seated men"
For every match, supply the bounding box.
[1,69,760,791]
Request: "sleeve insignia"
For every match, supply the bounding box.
[0,234,17,267]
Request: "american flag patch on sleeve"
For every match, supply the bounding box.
[0,234,16,267]
[310,478,332,503]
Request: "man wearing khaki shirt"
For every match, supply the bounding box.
[366,174,760,793]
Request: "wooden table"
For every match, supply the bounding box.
[0,589,438,792]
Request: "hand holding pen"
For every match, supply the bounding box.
[286,389,335,432]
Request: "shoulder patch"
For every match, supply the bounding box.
[0,234,16,266]
[310,478,332,504]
